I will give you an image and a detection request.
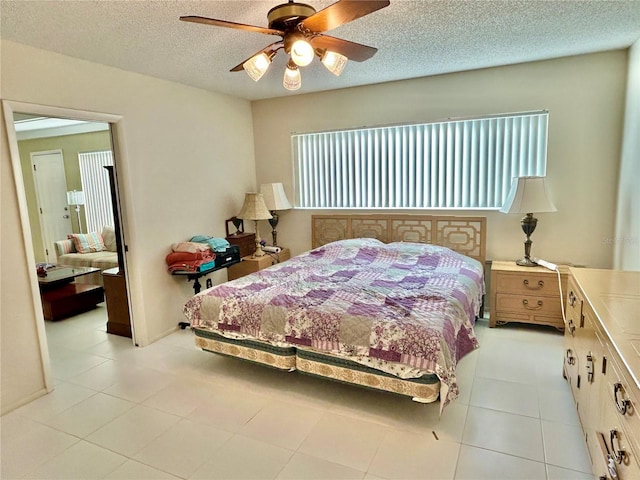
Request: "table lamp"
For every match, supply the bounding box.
[259,183,292,247]
[237,192,272,257]
[500,176,557,266]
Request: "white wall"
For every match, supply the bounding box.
[1,40,257,413]
[1,110,49,413]
[614,40,640,271]
[252,51,628,269]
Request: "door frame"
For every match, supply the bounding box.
[2,100,140,392]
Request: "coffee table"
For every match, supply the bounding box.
[38,266,104,321]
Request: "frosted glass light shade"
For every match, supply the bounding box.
[321,51,348,76]
[290,39,314,66]
[243,53,271,81]
[283,61,301,91]
[260,183,292,211]
[500,176,557,214]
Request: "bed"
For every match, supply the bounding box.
[184,214,486,409]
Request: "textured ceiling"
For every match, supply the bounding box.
[2,0,640,101]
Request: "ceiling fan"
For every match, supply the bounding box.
[180,0,390,91]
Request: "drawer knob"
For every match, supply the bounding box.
[568,319,576,336]
[609,429,627,464]
[523,279,544,289]
[613,382,631,415]
[522,299,543,310]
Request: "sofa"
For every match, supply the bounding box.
[54,225,119,285]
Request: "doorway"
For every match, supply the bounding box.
[3,101,136,391]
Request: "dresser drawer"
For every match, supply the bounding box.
[489,261,567,329]
[496,272,559,296]
[495,293,562,317]
[605,350,640,456]
[598,397,640,480]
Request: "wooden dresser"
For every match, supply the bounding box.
[563,268,640,480]
[489,261,568,330]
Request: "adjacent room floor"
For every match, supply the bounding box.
[1,304,594,479]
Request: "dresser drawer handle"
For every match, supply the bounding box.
[609,429,627,464]
[522,299,543,310]
[523,279,544,289]
[613,382,631,415]
[568,319,576,336]
[565,348,575,365]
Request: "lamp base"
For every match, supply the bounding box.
[516,215,537,267]
[268,211,279,247]
[516,257,538,267]
[252,219,266,257]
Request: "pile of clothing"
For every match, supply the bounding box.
[166,236,230,273]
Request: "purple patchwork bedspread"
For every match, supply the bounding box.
[184,238,484,405]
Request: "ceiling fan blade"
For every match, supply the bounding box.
[300,0,390,33]
[230,42,284,72]
[180,16,283,36]
[310,35,378,62]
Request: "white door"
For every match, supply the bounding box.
[31,150,73,263]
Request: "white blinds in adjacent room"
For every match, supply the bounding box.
[78,150,114,232]
[293,111,548,209]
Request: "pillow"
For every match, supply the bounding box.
[101,225,118,252]
[68,232,105,253]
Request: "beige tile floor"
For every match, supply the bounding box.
[1,304,595,479]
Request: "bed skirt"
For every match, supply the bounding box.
[193,329,440,403]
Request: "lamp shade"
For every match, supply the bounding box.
[500,176,557,214]
[321,50,348,76]
[243,52,271,81]
[283,60,301,91]
[290,39,314,67]
[237,193,272,221]
[259,183,292,211]
[66,190,85,206]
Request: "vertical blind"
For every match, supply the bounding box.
[293,111,548,209]
[78,150,114,232]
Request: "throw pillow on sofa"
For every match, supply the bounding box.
[101,225,118,252]
[68,231,105,253]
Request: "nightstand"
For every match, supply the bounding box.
[489,261,568,330]
[227,248,290,281]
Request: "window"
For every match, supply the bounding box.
[293,111,548,209]
[78,150,114,232]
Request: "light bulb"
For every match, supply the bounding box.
[321,50,348,76]
[290,39,314,67]
[283,61,301,91]
[243,53,271,81]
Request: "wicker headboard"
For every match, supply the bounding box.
[312,214,486,265]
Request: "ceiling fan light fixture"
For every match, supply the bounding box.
[283,60,302,91]
[243,52,272,81]
[320,50,348,76]
[290,39,314,67]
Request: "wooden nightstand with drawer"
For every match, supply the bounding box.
[227,248,290,281]
[489,261,568,330]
